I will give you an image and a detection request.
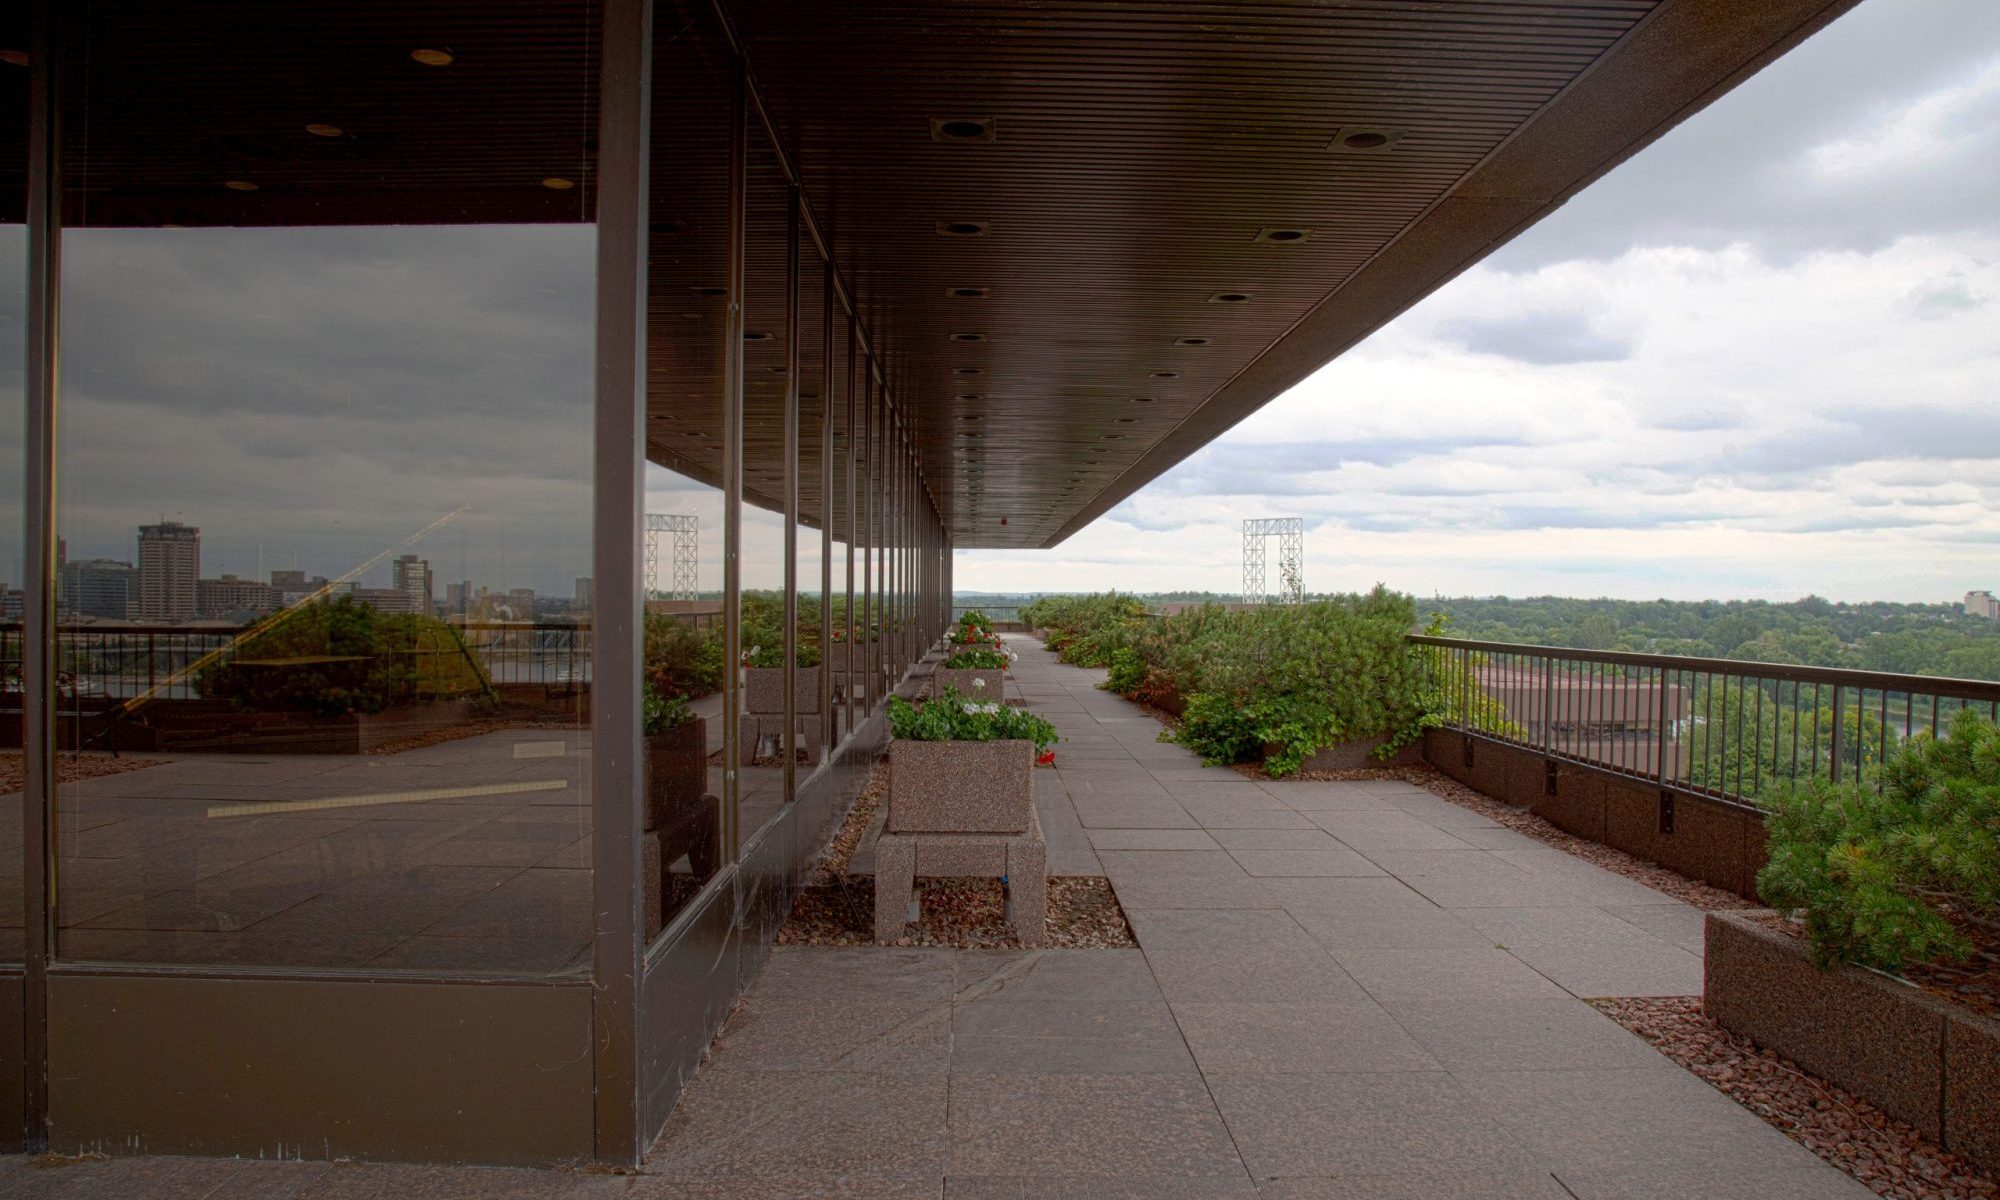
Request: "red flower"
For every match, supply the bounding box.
[1036,750,1056,766]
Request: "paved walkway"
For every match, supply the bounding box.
[643,636,1870,1199]
[0,636,1870,1198]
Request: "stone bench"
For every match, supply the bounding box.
[873,806,1046,947]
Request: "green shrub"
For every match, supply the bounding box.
[888,687,1059,752]
[1104,646,1148,696]
[1756,708,2000,972]
[641,682,697,735]
[197,596,488,716]
[644,612,724,698]
[943,646,1008,670]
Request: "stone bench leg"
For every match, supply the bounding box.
[1007,836,1047,948]
[874,835,916,944]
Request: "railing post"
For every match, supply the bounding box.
[1829,685,1846,784]
[1653,666,1670,786]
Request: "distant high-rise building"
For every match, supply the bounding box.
[136,521,200,623]
[196,574,278,620]
[444,580,471,616]
[506,587,537,619]
[269,568,307,591]
[574,577,593,608]
[392,554,432,615]
[1966,590,2000,621]
[59,558,138,620]
[353,586,418,614]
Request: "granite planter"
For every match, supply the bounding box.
[646,718,718,878]
[1284,732,1424,773]
[1704,909,2000,1174]
[888,738,1034,834]
[743,664,822,716]
[933,667,1005,701]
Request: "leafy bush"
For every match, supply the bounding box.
[198,596,489,716]
[644,612,724,698]
[1756,708,2000,972]
[1104,646,1148,696]
[943,646,1008,670]
[641,682,697,735]
[1022,592,1148,667]
[956,609,996,637]
[887,687,1059,752]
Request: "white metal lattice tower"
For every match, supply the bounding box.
[1242,517,1304,605]
[645,514,699,601]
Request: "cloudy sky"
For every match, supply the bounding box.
[956,0,2000,604]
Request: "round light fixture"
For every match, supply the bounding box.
[1131,396,1157,405]
[411,48,455,66]
[954,367,983,376]
[947,286,989,299]
[1343,131,1389,149]
[932,117,995,142]
[223,180,259,192]
[1209,292,1251,304]
[744,331,774,342]
[542,177,577,191]
[937,220,989,237]
[1175,337,1210,347]
[949,332,986,343]
[305,123,344,138]
[690,285,727,297]
[1149,371,1180,380]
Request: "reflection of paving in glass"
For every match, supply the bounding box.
[48,730,620,975]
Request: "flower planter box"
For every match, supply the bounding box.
[888,738,1034,834]
[1704,909,2000,1175]
[933,667,1005,700]
[742,665,822,716]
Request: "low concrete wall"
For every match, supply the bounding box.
[1420,728,1765,899]
[1705,911,2000,1174]
[1293,735,1424,773]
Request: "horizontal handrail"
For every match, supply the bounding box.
[1409,634,2000,808]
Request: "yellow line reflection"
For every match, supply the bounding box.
[206,778,569,819]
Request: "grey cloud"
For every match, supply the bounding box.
[1651,412,1741,433]
[1487,1,2000,269]
[1446,312,1630,365]
[1906,274,1987,318]
[1712,406,2000,476]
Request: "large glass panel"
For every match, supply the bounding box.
[828,316,852,745]
[0,18,25,963]
[793,254,825,768]
[737,129,790,837]
[642,2,733,935]
[53,5,597,974]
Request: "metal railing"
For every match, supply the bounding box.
[1410,635,2000,808]
[0,621,596,702]
[952,605,1021,625]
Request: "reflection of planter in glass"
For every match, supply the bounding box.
[933,668,1004,700]
[888,738,1033,834]
[743,665,823,716]
[646,717,718,878]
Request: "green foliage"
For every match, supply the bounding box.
[1406,612,1524,752]
[641,682,696,736]
[197,596,489,716]
[1756,708,2000,972]
[643,612,724,698]
[1021,592,1148,667]
[1679,679,1897,798]
[887,687,1059,751]
[956,610,996,638]
[739,589,823,668]
[943,646,1008,670]
[1103,646,1148,696]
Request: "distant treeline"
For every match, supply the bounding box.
[956,591,2000,682]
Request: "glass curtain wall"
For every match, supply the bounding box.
[51,3,598,975]
[642,3,732,935]
[1,15,25,967]
[787,220,822,775]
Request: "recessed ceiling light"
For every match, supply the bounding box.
[0,51,28,67]
[744,331,774,342]
[651,219,690,236]
[1115,417,1137,424]
[223,180,259,192]
[1329,126,1403,153]
[954,367,984,376]
[930,117,997,144]
[411,48,455,66]
[305,123,345,138]
[946,286,989,299]
[690,285,727,297]
[1149,371,1180,380]
[1209,292,1251,304]
[765,366,787,375]
[542,177,577,191]
[1254,227,1312,244]
[950,332,986,343]
[956,396,983,404]
[1131,396,1157,405]
[937,220,989,237]
[1175,337,1210,347]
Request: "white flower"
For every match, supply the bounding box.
[971,677,987,690]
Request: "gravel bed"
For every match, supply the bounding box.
[1596,996,1999,1200]
[776,753,1136,949]
[0,751,170,794]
